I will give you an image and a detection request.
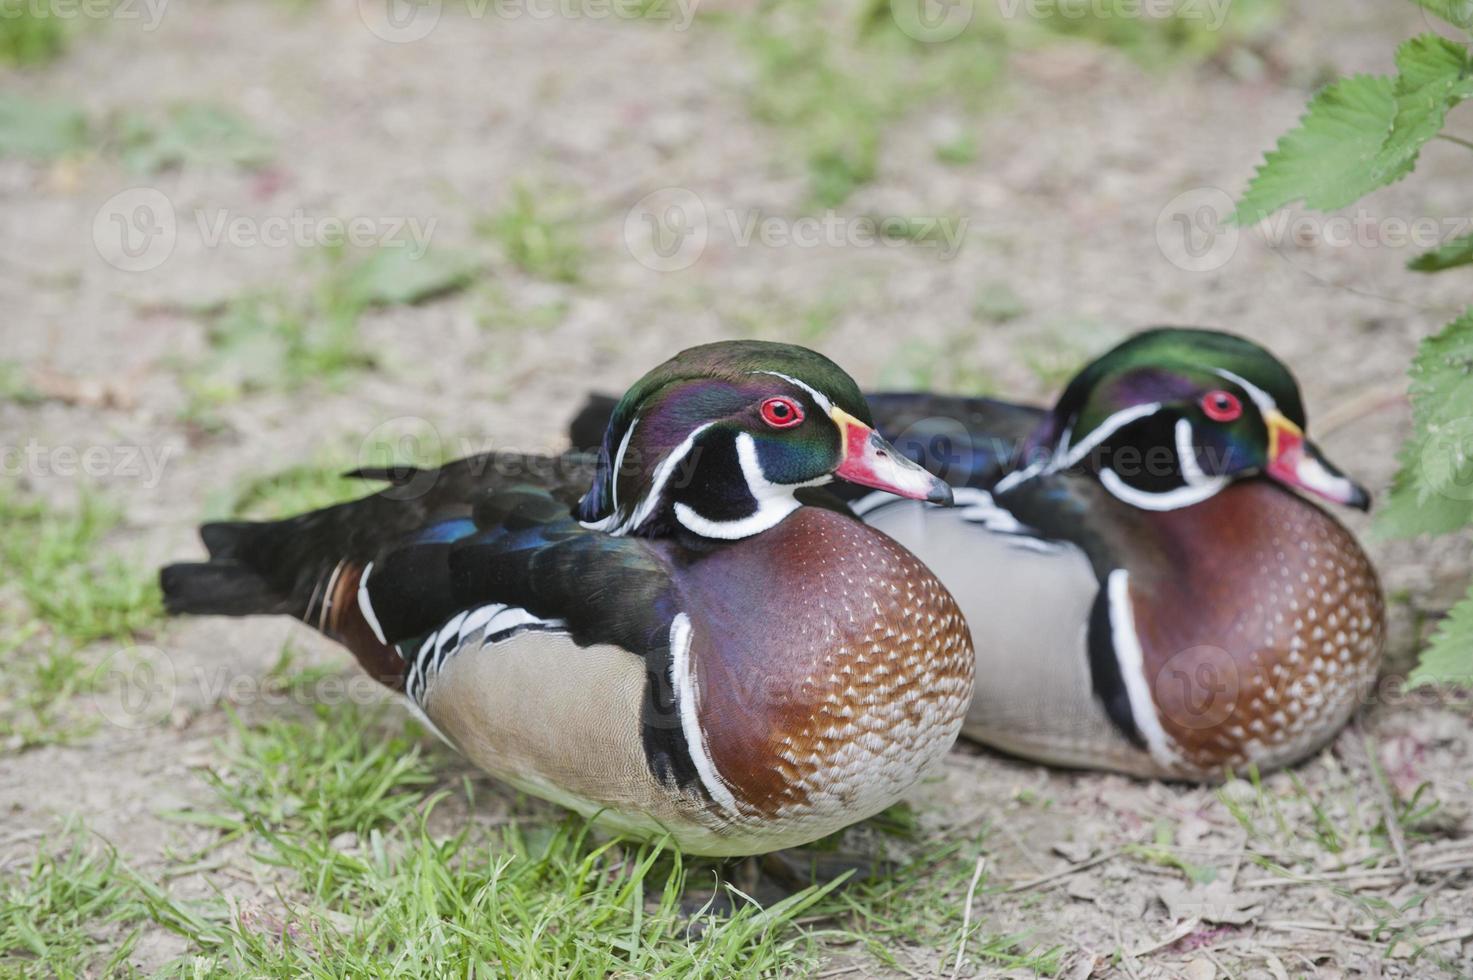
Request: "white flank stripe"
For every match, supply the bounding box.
[356,561,389,645]
[318,560,346,632]
[1107,570,1182,769]
[669,614,740,815]
[457,603,500,642]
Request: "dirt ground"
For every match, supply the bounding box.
[3,0,1472,976]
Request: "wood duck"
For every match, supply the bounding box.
[161,341,974,856]
[570,329,1385,781]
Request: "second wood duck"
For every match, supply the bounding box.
[571,329,1385,781]
[161,341,973,855]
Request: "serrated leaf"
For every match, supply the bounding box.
[335,246,480,308]
[1411,0,1473,30]
[1409,230,1473,271]
[1234,36,1473,224]
[1408,585,1473,689]
[1233,75,1404,224]
[1378,35,1473,183]
[1376,309,1473,538]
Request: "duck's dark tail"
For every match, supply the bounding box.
[159,520,310,618]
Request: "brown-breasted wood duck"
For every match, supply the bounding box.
[161,341,974,855]
[570,329,1385,781]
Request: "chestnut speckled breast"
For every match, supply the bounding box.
[866,480,1383,781]
[675,508,974,841]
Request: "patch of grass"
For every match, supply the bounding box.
[0,360,44,404]
[734,2,1006,207]
[0,6,68,66]
[479,184,586,283]
[115,102,273,173]
[218,464,371,522]
[1007,0,1283,67]
[973,281,1028,324]
[0,831,148,977]
[934,129,978,166]
[2,669,1060,975]
[0,490,163,646]
[0,95,88,160]
[181,244,478,421]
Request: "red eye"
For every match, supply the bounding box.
[760,396,804,429]
[1201,390,1243,422]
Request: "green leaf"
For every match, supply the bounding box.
[0,96,87,159]
[1408,585,1473,688]
[335,246,480,308]
[1234,35,1473,224]
[1233,75,1403,223]
[1376,309,1473,538]
[1411,0,1473,30]
[1409,230,1473,271]
[1378,35,1473,182]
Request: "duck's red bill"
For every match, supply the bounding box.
[830,408,953,505]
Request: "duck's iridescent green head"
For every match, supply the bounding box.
[578,340,951,539]
[1041,328,1369,512]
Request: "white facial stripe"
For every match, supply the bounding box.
[1099,468,1228,510]
[1214,368,1278,414]
[750,370,834,415]
[1053,402,1164,472]
[669,613,741,815]
[357,561,388,646]
[1107,570,1183,770]
[672,431,826,540]
[609,416,638,513]
[581,421,715,536]
[1175,418,1213,486]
